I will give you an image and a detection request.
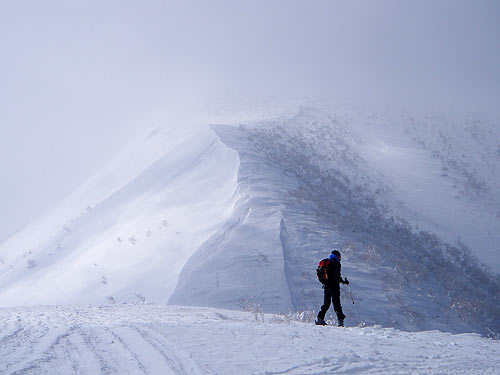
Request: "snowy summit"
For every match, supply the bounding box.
[0,103,499,374]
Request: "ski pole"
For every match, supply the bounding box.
[347,284,362,326]
[347,284,355,304]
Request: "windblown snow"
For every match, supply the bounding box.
[0,125,240,305]
[0,104,499,373]
[1,304,499,375]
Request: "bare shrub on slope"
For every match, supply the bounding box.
[243,116,500,336]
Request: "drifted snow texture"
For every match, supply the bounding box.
[0,106,499,338]
[171,118,500,337]
[0,127,240,306]
[1,305,499,375]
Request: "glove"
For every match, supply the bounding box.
[343,278,349,285]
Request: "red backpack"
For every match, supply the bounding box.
[316,258,330,284]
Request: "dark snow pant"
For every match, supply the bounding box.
[318,286,345,321]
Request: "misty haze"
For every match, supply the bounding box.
[0,1,499,374]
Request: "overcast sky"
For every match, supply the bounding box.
[1,0,499,240]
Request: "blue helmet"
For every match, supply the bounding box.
[329,250,341,261]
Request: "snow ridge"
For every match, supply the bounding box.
[171,112,500,336]
[1,104,499,339]
[0,126,239,306]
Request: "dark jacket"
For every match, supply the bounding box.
[324,258,343,289]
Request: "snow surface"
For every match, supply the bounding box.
[0,125,239,305]
[0,103,499,341]
[0,304,498,375]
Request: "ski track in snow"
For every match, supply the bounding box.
[0,305,498,375]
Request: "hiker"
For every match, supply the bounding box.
[316,250,349,326]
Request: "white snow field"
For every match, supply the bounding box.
[0,103,500,374]
[0,304,499,375]
[0,124,240,306]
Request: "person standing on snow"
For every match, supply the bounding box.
[316,250,349,326]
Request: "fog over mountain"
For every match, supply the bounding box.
[1,4,500,371]
[1,102,499,339]
[2,0,500,329]
[1,105,500,373]
[1,0,500,241]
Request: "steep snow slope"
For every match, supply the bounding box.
[1,304,499,375]
[0,104,499,338]
[0,125,239,305]
[345,109,500,266]
[171,109,500,335]
[169,125,299,312]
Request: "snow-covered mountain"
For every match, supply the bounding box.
[0,103,499,337]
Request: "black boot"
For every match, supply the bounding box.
[338,318,344,327]
[315,318,327,326]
